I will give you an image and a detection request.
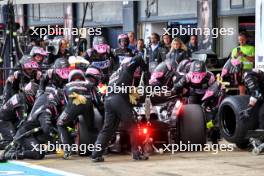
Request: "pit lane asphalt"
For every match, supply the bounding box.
[19,142,264,176]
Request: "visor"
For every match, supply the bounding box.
[94,44,110,54]
[33,48,48,56]
[55,68,71,79]
[189,72,207,84]
[23,61,39,70]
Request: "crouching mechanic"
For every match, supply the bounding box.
[242,69,264,129]
[173,60,219,144]
[0,82,39,149]
[0,86,64,162]
[91,55,147,162]
[57,69,101,159]
[2,56,41,104]
[173,60,215,104]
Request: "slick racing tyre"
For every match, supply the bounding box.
[218,95,259,149]
[180,104,207,146]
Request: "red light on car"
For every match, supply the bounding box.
[143,127,148,135]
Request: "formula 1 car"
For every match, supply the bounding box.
[109,94,207,154]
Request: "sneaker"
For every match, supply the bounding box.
[0,154,7,163]
[91,156,104,162]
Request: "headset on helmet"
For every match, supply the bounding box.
[68,69,86,82]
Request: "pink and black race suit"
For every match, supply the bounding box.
[221,58,243,85]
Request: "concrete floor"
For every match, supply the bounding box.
[23,145,264,176]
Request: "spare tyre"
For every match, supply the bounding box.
[218,95,259,148]
[180,104,206,146]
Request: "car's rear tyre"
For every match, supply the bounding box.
[180,104,207,147]
[235,141,250,149]
[218,95,259,149]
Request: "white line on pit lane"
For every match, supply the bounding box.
[8,161,84,176]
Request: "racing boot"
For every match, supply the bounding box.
[91,155,104,162]
[0,150,24,162]
[209,127,221,149]
[132,149,149,161]
[0,153,7,162]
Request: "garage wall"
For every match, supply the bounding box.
[77,1,123,27]
[27,3,64,26]
[218,0,255,16]
[138,0,197,22]
[218,16,239,58]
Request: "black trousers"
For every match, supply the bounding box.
[92,94,139,158]
[57,98,96,149]
[0,120,16,149]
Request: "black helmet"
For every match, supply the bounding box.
[24,82,39,105]
[52,58,70,88]
[20,55,40,78]
[68,69,86,82]
[93,36,106,47]
[189,60,206,73]
[117,34,129,47]
[149,61,176,88]
[85,66,103,84]
[53,58,70,69]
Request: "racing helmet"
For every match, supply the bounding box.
[30,47,47,64]
[52,58,70,88]
[24,82,39,105]
[68,69,86,82]
[189,60,207,84]
[93,36,106,46]
[68,55,90,72]
[117,34,129,47]
[85,66,103,84]
[149,61,175,88]
[189,60,206,73]
[20,55,40,78]
[92,36,110,54]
